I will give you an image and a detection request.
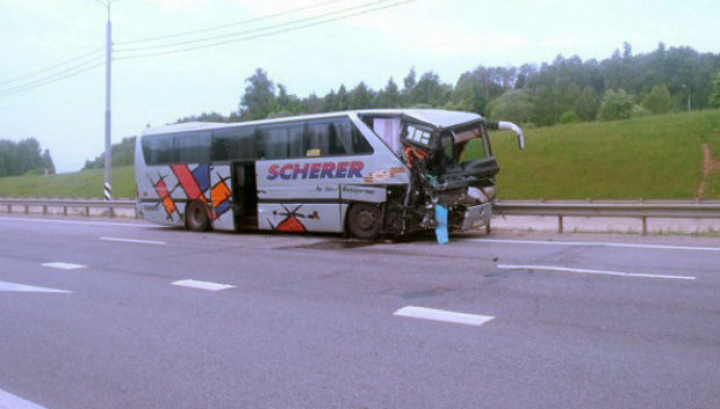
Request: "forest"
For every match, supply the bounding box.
[0,138,54,177]
[178,42,720,127]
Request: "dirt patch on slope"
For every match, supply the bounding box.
[695,143,720,198]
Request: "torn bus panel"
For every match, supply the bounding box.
[366,112,524,241]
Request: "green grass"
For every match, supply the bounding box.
[0,166,136,198]
[2,110,720,199]
[465,109,720,199]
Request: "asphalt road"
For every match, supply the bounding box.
[1,215,719,409]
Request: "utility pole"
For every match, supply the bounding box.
[103,1,113,207]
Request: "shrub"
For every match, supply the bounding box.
[598,89,635,121]
[642,85,673,114]
[559,110,579,124]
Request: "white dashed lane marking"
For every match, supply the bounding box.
[171,279,235,291]
[0,216,152,228]
[497,264,696,280]
[0,280,71,293]
[467,238,720,253]
[41,262,86,270]
[0,388,52,408]
[100,236,166,245]
[394,306,495,327]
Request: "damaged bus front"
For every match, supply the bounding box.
[361,110,524,241]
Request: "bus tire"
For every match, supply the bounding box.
[186,200,210,232]
[347,203,381,240]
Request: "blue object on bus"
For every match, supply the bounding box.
[435,204,449,244]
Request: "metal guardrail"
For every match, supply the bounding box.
[494,199,720,233]
[0,198,136,218]
[0,198,718,233]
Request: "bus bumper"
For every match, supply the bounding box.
[459,203,492,231]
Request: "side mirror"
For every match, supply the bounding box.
[497,121,525,150]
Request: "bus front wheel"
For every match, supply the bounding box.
[186,200,210,232]
[347,203,381,240]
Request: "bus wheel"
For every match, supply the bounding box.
[186,200,210,232]
[347,203,381,240]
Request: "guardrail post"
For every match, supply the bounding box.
[42,205,47,215]
[642,217,648,235]
[63,205,68,217]
[108,204,114,219]
[24,204,29,214]
[85,206,90,217]
[558,215,564,234]
[6,204,10,213]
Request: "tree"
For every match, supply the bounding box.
[238,68,276,120]
[448,74,486,114]
[83,136,136,170]
[575,86,600,121]
[0,138,54,176]
[411,71,451,107]
[349,82,375,109]
[376,77,401,108]
[598,89,635,121]
[710,73,720,109]
[402,67,417,105]
[642,85,673,114]
[42,149,55,174]
[302,92,323,114]
[559,110,579,124]
[336,84,349,111]
[275,84,302,114]
[323,89,338,112]
[487,90,534,124]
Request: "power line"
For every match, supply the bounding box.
[115,0,394,53]
[115,0,414,60]
[0,61,104,98]
[115,0,345,46]
[0,0,416,98]
[0,47,104,85]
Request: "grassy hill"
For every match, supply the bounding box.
[0,166,136,199]
[470,109,720,199]
[1,109,719,199]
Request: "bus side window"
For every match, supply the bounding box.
[143,134,173,165]
[174,131,210,163]
[304,118,373,157]
[211,126,256,162]
[257,122,304,160]
[304,120,332,156]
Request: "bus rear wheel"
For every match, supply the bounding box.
[186,200,210,232]
[347,203,381,240]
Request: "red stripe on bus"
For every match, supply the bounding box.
[171,164,203,200]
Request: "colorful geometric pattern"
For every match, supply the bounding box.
[149,163,232,224]
[268,204,320,233]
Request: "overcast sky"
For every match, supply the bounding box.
[1,0,719,173]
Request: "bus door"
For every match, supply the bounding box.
[230,162,258,230]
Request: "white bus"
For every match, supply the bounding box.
[135,109,524,240]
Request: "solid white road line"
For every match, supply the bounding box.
[0,280,71,293]
[100,236,166,245]
[0,388,51,409]
[42,261,87,270]
[467,238,720,253]
[394,306,495,326]
[171,279,235,291]
[41,262,86,271]
[497,264,697,280]
[0,216,152,228]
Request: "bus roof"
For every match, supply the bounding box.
[142,109,484,136]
